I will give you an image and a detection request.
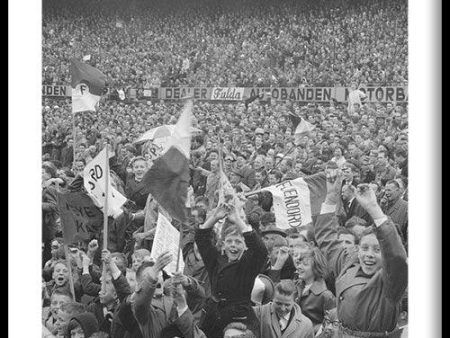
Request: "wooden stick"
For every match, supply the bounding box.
[101,143,110,288]
[176,222,183,272]
[63,245,76,301]
[103,143,110,251]
[72,111,77,169]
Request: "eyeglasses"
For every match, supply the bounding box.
[323,319,341,328]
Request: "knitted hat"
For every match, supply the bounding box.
[66,312,99,338]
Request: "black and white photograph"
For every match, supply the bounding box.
[9,0,441,337]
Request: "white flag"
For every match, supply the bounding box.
[82,54,91,62]
[150,213,184,274]
[83,147,127,218]
[261,178,313,229]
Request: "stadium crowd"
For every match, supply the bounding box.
[41,0,409,337]
[42,0,408,89]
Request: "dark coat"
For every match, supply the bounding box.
[182,237,211,300]
[195,228,268,337]
[263,255,297,282]
[125,176,150,211]
[195,228,268,304]
[294,279,336,327]
[132,277,206,338]
[343,198,373,225]
[85,272,133,338]
[314,212,408,334]
[384,198,408,245]
[190,166,207,197]
[236,165,257,189]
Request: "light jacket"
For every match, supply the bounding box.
[253,302,314,338]
[313,210,408,334]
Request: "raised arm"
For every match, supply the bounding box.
[195,204,227,272]
[102,249,132,303]
[313,170,351,277]
[133,252,173,326]
[170,284,207,338]
[352,185,408,303]
[227,204,268,272]
[80,253,101,297]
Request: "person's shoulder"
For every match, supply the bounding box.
[294,303,313,325]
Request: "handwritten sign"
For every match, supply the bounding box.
[57,192,104,245]
[83,147,127,218]
[150,213,184,274]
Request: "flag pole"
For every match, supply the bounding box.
[258,143,297,189]
[176,224,183,272]
[72,110,77,169]
[101,142,110,285]
[103,142,110,251]
[63,245,77,301]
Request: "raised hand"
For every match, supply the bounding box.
[171,283,188,309]
[213,203,230,221]
[353,184,385,219]
[324,168,343,205]
[87,239,99,259]
[154,251,173,273]
[273,246,290,270]
[144,251,172,282]
[171,271,190,287]
[101,249,112,265]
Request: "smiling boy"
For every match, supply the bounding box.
[195,203,268,338]
[313,169,407,337]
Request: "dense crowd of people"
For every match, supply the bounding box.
[41,0,408,337]
[42,0,408,90]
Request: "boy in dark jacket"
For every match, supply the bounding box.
[195,203,268,338]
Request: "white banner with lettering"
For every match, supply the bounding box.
[262,178,313,229]
[211,87,245,101]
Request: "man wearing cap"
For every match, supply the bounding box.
[260,226,297,281]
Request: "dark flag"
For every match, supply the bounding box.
[140,100,193,222]
[288,111,302,130]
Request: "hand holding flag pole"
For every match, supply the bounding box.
[250,144,298,196]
